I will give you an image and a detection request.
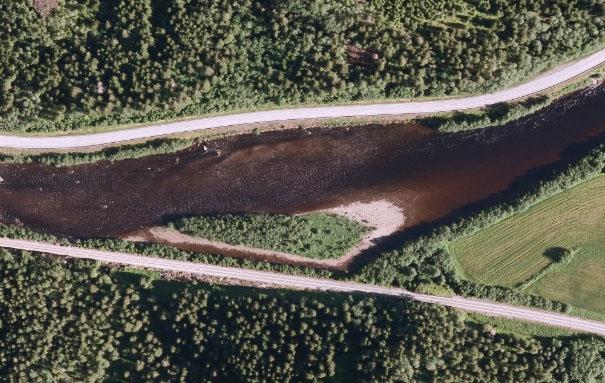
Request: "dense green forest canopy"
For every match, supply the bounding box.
[2,249,605,382]
[170,213,368,259]
[1,0,604,132]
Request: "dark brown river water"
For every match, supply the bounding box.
[2,87,605,239]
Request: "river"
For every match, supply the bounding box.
[1,86,605,247]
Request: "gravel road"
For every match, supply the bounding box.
[2,49,605,149]
[2,237,604,336]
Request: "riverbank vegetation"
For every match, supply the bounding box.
[419,73,605,133]
[169,213,368,259]
[2,248,605,382]
[356,135,605,315]
[2,0,604,134]
[0,81,596,167]
[450,176,605,315]
[0,138,194,166]
[420,95,551,132]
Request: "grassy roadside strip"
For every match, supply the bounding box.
[0,139,195,167]
[467,313,575,338]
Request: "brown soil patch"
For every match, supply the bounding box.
[33,0,59,17]
[347,45,379,66]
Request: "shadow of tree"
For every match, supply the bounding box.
[544,247,568,262]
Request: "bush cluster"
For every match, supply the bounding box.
[170,213,368,259]
[420,96,551,132]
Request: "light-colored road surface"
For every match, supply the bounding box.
[2,49,605,149]
[2,237,605,336]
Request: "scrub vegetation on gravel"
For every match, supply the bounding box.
[420,95,552,132]
[0,138,195,166]
[450,175,605,316]
[2,0,604,133]
[170,213,369,259]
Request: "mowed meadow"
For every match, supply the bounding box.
[450,176,605,315]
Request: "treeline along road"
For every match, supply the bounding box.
[2,237,605,336]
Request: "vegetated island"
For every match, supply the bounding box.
[169,213,369,260]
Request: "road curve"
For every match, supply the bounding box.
[1,237,604,336]
[2,49,605,149]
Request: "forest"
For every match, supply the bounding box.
[1,0,604,133]
[2,248,605,382]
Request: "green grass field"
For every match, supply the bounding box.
[450,176,605,316]
[170,213,369,260]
